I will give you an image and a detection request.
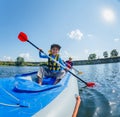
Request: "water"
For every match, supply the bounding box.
[0,66,39,78]
[0,63,120,117]
[77,63,120,117]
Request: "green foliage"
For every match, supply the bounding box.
[110,49,119,57]
[15,57,24,66]
[88,53,96,60]
[103,51,108,58]
[39,62,47,66]
[0,61,46,66]
[0,61,15,66]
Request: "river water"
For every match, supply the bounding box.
[0,63,120,117]
[77,63,120,117]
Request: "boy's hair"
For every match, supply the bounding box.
[69,57,72,60]
[51,44,61,50]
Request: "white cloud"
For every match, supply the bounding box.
[3,56,13,61]
[19,53,34,62]
[19,53,30,59]
[114,38,120,42]
[67,29,83,40]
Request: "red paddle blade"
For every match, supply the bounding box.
[86,82,95,87]
[18,32,28,42]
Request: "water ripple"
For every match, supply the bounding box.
[77,63,120,117]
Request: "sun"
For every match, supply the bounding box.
[101,8,116,23]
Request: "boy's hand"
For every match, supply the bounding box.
[65,67,69,71]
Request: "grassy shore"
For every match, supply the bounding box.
[0,56,120,66]
[0,61,47,66]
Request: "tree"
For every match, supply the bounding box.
[16,57,24,66]
[103,51,108,58]
[110,49,118,57]
[88,53,96,60]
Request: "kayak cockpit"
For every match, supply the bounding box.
[15,71,58,85]
[14,71,69,93]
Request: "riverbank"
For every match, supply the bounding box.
[73,56,120,65]
[0,61,46,66]
[0,56,120,66]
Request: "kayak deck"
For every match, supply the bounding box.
[0,72,71,117]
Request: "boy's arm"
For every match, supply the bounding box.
[39,51,48,58]
[66,62,72,68]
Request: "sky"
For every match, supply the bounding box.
[0,0,120,62]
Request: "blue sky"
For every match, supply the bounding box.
[0,0,120,62]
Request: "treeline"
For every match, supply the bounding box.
[0,61,15,66]
[14,57,47,66]
[0,57,47,66]
[0,61,47,66]
[88,49,119,60]
[73,56,120,65]
[73,49,120,65]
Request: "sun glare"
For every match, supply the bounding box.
[101,8,116,23]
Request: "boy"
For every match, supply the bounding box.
[37,44,66,85]
[65,57,73,69]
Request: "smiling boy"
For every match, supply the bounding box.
[37,44,66,85]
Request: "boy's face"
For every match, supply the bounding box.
[51,47,59,55]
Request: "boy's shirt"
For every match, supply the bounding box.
[65,60,73,69]
[39,52,66,72]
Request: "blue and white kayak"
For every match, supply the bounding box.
[0,71,80,117]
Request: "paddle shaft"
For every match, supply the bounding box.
[26,40,88,85]
[65,62,82,74]
[72,67,80,73]
[67,70,87,84]
[27,40,40,50]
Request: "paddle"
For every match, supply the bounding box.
[65,62,83,74]
[72,67,83,74]
[18,32,95,87]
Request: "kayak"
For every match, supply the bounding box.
[0,71,80,117]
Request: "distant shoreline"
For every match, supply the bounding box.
[0,56,120,66]
[73,56,120,66]
[0,61,46,66]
